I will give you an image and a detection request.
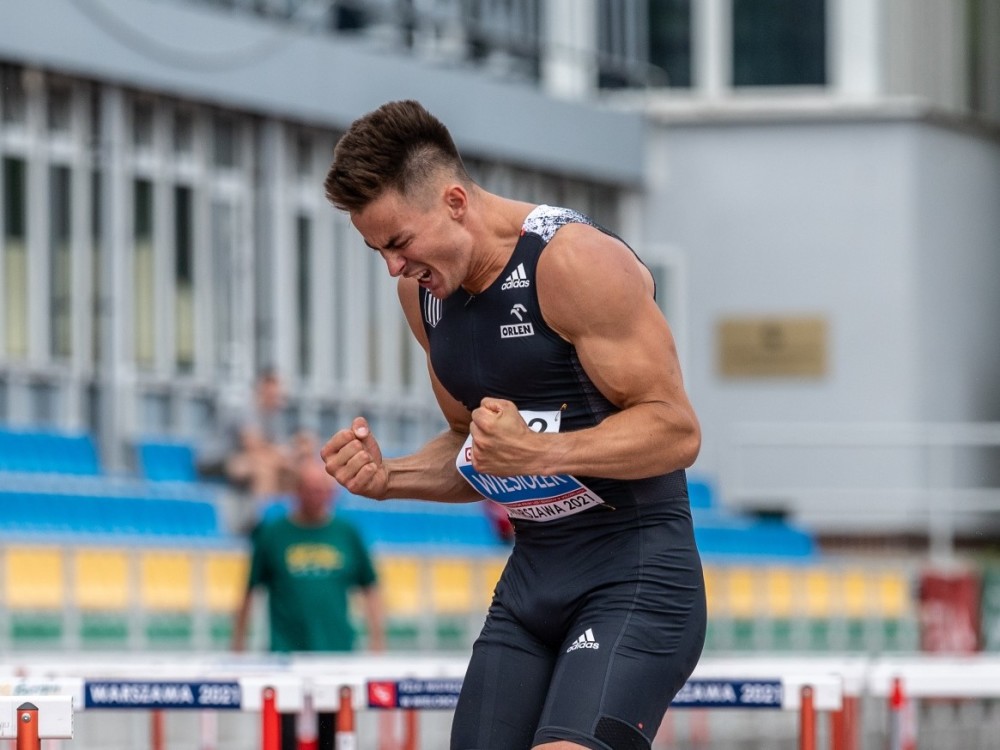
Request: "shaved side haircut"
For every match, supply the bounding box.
[325,100,471,213]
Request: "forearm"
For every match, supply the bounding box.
[362,588,386,652]
[384,429,483,502]
[536,402,700,480]
[231,592,252,651]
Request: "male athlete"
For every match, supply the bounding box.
[321,100,706,750]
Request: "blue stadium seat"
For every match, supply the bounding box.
[136,439,198,482]
[0,426,100,475]
[687,478,715,509]
[0,487,225,543]
[336,496,502,551]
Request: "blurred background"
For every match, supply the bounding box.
[0,1,998,748]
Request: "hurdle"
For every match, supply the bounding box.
[0,695,74,746]
[361,663,843,750]
[0,653,871,750]
[865,654,1000,750]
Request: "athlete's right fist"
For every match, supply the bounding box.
[320,417,388,500]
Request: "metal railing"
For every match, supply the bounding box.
[722,421,1000,562]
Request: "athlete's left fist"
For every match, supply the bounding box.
[470,397,536,475]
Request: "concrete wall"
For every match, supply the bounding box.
[912,123,1000,421]
[643,110,1000,529]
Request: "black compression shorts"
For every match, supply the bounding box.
[450,504,706,750]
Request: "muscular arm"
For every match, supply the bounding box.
[384,278,482,502]
[381,427,481,502]
[470,224,700,481]
[322,277,481,503]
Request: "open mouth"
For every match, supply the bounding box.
[417,269,432,284]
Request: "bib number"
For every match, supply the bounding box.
[456,410,606,522]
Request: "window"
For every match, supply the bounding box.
[295,133,313,178]
[174,110,195,156]
[3,158,28,358]
[648,0,692,88]
[50,166,73,358]
[1,65,26,125]
[296,214,312,377]
[134,178,155,367]
[210,200,236,374]
[133,100,155,150]
[213,115,240,168]
[47,81,73,134]
[175,186,195,372]
[732,0,827,87]
[91,169,102,365]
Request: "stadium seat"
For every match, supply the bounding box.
[136,439,198,482]
[379,556,423,617]
[74,548,130,611]
[0,426,100,475]
[687,478,715,509]
[4,546,64,609]
[204,551,248,612]
[479,557,508,607]
[429,558,474,614]
[139,550,195,610]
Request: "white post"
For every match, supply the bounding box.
[693,0,730,99]
[831,0,883,99]
[541,0,598,100]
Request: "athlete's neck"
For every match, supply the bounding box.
[461,191,535,295]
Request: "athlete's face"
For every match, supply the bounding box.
[352,183,470,299]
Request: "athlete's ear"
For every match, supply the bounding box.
[443,184,468,220]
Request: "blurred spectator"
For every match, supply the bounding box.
[231,457,384,653]
[232,457,384,749]
[200,367,297,533]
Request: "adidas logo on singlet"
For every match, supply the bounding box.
[501,263,530,290]
[566,628,600,653]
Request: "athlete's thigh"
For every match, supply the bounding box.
[451,605,557,750]
[534,578,707,749]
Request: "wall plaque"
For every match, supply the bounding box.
[718,316,827,378]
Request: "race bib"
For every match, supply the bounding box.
[456,410,607,522]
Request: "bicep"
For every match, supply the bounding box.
[538,228,691,411]
[576,299,689,411]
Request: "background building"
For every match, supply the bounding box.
[3,2,997,542]
[2,2,999,747]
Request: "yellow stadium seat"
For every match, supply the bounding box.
[139,550,194,610]
[765,567,794,618]
[841,569,870,618]
[479,557,508,607]
[203,552,247,612]
[4,547,64,609]
[804,569,832,617]
[702,566,721,615]
[727,567,756,618]
[74,548,130,610]
[877,571,912,618]
[430,558,473,614]
[379,556,422,616]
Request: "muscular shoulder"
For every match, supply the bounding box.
[536,223,654,339]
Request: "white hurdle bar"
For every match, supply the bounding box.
[0,695,74,740]
[0,653,849,749]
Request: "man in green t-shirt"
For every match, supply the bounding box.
[233,458,385,748]
[232,458,384,653]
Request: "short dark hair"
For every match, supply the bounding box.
[325,100,470,212]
